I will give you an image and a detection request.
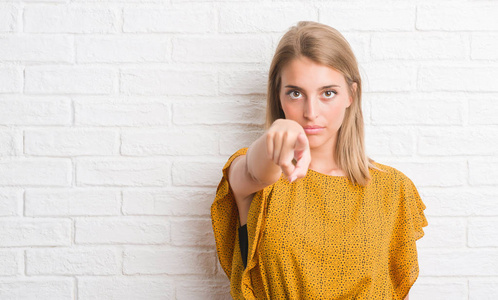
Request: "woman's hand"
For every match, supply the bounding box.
[266,119,311,183]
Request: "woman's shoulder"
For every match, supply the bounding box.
[369,161,417,189]
[228,147,249,159]
[223,147,248,166]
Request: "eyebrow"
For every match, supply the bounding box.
[284,84,341,90]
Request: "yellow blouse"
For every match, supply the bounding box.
[211,147,428,299]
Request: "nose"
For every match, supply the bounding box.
[304,97,318,120]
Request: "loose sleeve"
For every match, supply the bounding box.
[210,147,248,278]
[388,173,428,298]
[211,147,276,299]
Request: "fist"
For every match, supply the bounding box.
[266,119,311,183]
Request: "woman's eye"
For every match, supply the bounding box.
[287,90,302,99]
[323,90,337,99]
[286,90,336,100]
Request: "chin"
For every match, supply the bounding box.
[306,135,334,150]
[307,139,323,149]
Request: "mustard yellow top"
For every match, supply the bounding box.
[211,147,428,299]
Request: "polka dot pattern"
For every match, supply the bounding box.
[211,147,428,299]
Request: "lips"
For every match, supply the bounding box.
[303,125,324,134]
[304,125,324,129]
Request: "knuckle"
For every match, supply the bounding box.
[280,161,290,168]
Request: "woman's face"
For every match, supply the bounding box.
[279,56,355,151]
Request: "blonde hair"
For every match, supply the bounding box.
[266,21,382,187]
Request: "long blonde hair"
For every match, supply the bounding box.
[266,21,381,187]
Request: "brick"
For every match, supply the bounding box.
[424,189,498,217]
[364,127,414,156]
[469,279,498,300]
[123,5,215,33]
[412,278,468,300]
[0,159,71,186]
[176,279,231,300]
[417,4,498,31]
[419,66,498,92]
[219,69,268,95]
[469,160,498,186]
[0,96,71,126]
[170,218,215,246]
[173,35,272,63]
[419,128,498,156]
[75,217,169,244]
[0,4,18,33]
[123,249,216,275]
[371,32,467,60]
[76,36,169,63]
[122,188,214,216]
[172,97,265,125]
[25,128,118,156]
[469,95,498,125]
[76,158,170,186]
[0,218,71,247]
[25,66,115,95]
[74,97,169,126]
[219,130,263,155]
[341,33,370,63]
[172,161,221,187]
[0,36,72,62]
[172,0,250,2]
[0,279,73,299]
[468,218,498,247]
[219,3,316,32]
[361,62,416,92]
[419,249,498,276]
[416,217,464,248]
[319,3,415,31]
[0,67,22,93]
[26,248,119,275]
[79,277,173,300]
[120,69,216,96]
[382,161,465,187]
[25,189,121,216]
[370,93,463,125]
[121,129,218,156]
[0,129,20,156]
[472,33,498,60]
[0,250,18,275]
[24,5,116,33]
[0,188,21,216]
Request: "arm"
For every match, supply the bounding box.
[228,133,281,226]
[228,119,311,226]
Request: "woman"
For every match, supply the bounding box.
[211,21,427,299]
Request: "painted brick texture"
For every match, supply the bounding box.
[0,0,497,299]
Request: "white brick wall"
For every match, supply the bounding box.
[0,0,496,299]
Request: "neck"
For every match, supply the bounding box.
[308,136,342,175]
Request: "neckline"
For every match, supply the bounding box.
[308,168,348,179]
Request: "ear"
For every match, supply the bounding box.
[348,82,357,107]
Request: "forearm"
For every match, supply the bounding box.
[246,132,282,185]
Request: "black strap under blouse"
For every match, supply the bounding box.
[238,224,248,268]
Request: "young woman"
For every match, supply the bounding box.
[211,21,427,300]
